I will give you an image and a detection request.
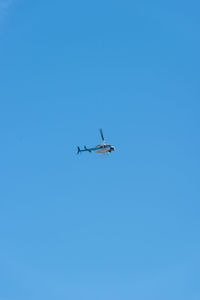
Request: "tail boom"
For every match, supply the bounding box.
[77,146,92,154]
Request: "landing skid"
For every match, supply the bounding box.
[100,152,111,157]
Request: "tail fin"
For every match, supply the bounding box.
[77,146,81,154]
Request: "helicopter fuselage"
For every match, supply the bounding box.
[94,144,115,153]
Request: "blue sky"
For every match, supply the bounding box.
[0,0,200,299]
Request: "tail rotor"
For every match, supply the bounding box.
[77,146,81,154]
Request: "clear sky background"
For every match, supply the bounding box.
[0,0,200,299]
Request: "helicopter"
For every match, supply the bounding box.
[77,129,115,154]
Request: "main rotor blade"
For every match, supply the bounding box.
[99,128,105,142]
